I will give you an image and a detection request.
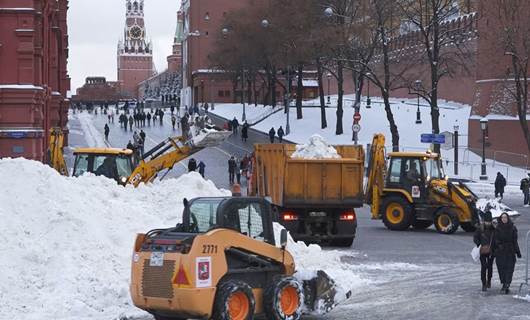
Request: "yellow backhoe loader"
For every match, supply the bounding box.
[366,134,480,234]
[48,127,230,187]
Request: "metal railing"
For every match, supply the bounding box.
[518,230,530,297]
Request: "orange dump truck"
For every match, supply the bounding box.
[250,144,365,246]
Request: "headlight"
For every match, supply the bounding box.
[120,176,128,184]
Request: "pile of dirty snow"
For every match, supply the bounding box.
[0,158,230,320]
[515,294,530,302]
[273,223,368,314]
[291,134,341,159]
[476,198,520,219]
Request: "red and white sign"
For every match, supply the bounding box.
[196,257,212,288]
[353,113,361,122]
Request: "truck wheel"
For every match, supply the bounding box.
[412,219,432,230]
[154,316,186,320]
[460,222,476,233]
[213,280,255,320]
[264,276,304,320]
[381,197,413,231]
[434,209,460,234]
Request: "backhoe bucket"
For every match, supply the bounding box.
[192,129,232,148]
[303,270,351,315]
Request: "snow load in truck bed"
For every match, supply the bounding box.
[291,134,342,159]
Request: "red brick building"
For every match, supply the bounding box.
[117,0,155,98]
[0,0,70,161]
[71,77,122,103]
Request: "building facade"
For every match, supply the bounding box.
[71,77,122,104]
[117,0,155,98]
[0,0,70,161]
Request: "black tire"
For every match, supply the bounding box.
[460,222,477,232]
[154,316,186,320]
[412,219,432,230]
[264,276,304,320]
[212,280,255,320]
[381,196,413,231]
[331,237,354,247]
[434,209,460,234]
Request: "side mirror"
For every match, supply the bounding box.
[280,229,288,249]
[183,198,189,208]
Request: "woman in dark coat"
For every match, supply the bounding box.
[473,211,495,291]
[493,212,522,294]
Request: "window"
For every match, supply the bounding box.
[237,203,264,240]
[404,158,422,182]
[388,158,402,183]
[73,154,90,176]
[218,90,225,97]
[424,158,444,180]
[189,199,220,233]
[224,90,231,97]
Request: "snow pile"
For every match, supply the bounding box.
[273,223,369,314]
[0,158,230,320]
[291,134,341,160]
[515,294,530,303]
[476,198,520,219]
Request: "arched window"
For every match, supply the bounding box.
[133,1,138,12]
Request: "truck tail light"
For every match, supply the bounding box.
[340,210,356,221]
[282,211,299,221]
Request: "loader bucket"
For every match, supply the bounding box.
[303,270,351,315]
[192,128,232,148]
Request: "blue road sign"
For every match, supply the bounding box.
[421,134,445,144]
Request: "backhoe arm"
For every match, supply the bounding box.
[365,134,386,219]
[48,127,68,176]
[128,136,199,187]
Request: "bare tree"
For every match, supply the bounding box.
[398,0,473,153]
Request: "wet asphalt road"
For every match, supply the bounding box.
[67,108,530,320]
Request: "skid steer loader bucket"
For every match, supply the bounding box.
[303,270,351,315]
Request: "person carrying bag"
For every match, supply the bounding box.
[473,211,495,292]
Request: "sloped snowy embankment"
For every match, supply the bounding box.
[0,158,371,319]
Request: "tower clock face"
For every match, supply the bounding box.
[129,26,143,39]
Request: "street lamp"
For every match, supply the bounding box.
[454,123,459,176]
[262,18,289,135]
[480,117,489,180]
[324,7,334,18]
[366,72,372,109]
[415,80,422,124]
[326,73,332,105]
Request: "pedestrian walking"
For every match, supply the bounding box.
[107,112,112,123]
[235,159,242,184]
[188,158,197,172]
[171,115,177,130]
[147,112,152,126]
[228,156,237,184]
[123,116,128,132]
[240,156,248,183]
[139,130,146,156]
[277,126,285,143]
[474,210,495,291]
[268,127,276,143]
[128,115,134,131]
[494,212,522,294]
[170,105,175,114]
[126,140,134,151]
[495,172,507,200]
[104,124,110,141]
[520,173,530,207]
[198,161,206,178]
[110,110,115,123]
[241,122,249,142]
[159,109,165,125]
[231,117,239,135]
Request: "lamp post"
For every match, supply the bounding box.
[480,117,489,180]
[366,72,372,109]
[415,79,422,124]
[454,123,459,176]
[326,73,332,105]
[262,18,289,135]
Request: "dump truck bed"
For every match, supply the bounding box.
[252,144,365,208]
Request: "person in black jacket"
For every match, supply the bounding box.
[473,211,495,291]
[277,126,285,143]
[188,158,197,172]
[494,212,522,294]
[228,156,237,184]
[494,172,507,200]
[521,174,530,207]
[268,127,276,143]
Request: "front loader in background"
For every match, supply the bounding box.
[365,134,480,234]
[130,197,345,320]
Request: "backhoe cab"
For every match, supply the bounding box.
[130,197,342,320]
[367,134,479,234]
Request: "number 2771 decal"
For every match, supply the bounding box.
[202,245,218,254]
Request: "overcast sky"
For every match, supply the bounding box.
[68,0,180,93]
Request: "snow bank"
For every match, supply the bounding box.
[476,198,520,219]
[291,134,341,160]
[0,158,230,320]
[515,294,530,303]
[273,223,369,314]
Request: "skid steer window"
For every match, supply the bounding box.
[189,200,220,233]
[238,203,264,241]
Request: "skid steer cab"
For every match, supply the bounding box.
[130,196,342,320]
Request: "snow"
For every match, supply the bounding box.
[515,294,530,302]
[0,158,230,320]
[291,134,342,159]
[75,112,108,148]
[0,84,43,90]
[476,198,521,220]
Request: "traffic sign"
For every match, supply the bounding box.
[352,124,361,133]
[421,133,446,144]
[353,113,361,122]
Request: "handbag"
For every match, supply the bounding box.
[479,231,494,256]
